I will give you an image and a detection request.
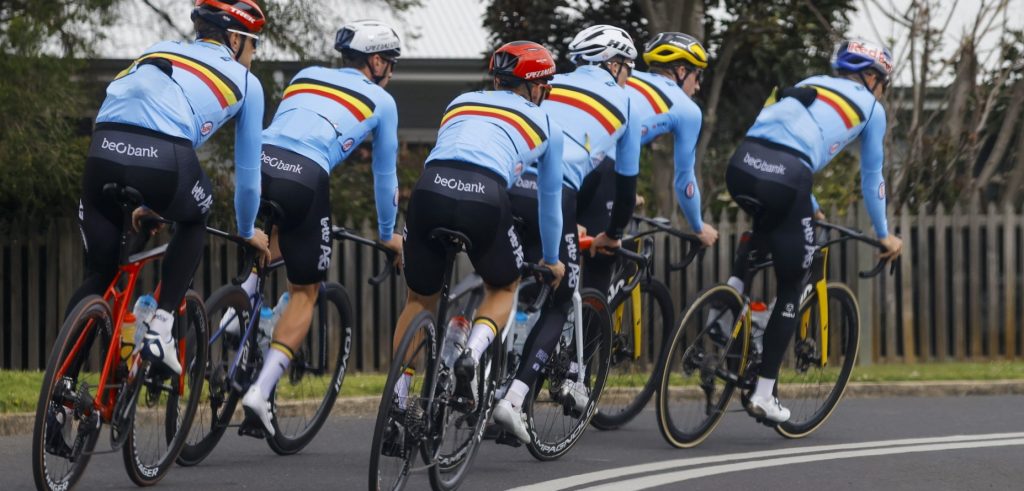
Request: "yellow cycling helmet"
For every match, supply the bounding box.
[642,32,708,69]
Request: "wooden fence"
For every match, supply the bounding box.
[2,201,1021,371]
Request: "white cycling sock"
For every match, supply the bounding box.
[147,309,175,344]
[394,368,414,410]
[240,270,259,297]
[255,343,292,397]
[753,376,776,400]
[503,379,530,408]
[466,319,497,362]
[727,276,744,292]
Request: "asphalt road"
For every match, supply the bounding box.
[4,395,1023,490]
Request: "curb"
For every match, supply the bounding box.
[5,381,1024,437]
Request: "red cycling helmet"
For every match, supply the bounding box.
[490,41,557,82]
[192,0,266,34]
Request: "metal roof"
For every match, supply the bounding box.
[91,0,489,60]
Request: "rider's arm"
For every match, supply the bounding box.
[859,105,889,238]
[371,97,400,242]
[537,122,565,264]
[233,74,265,240]
[810,193,820,213]
[608,99,642,239]
[672,102,704,232]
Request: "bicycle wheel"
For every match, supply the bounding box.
[526,288,611,461]
[775,283,860,439]
[369,310,438,491]
[657,285,743,448]
[123,290,208,486]
[268,282,354,455]
[592,279,674,430]
[32,296,109,491]
[177,285,251,465]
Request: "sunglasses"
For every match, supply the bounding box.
[527,79,553,102]
[227,28,260,49]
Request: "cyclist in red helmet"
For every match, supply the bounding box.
[388,41,566,415]
[65,0,269,377]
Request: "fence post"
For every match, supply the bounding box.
[934,204,949,360]
[951,201,966,360]
[27,232,41,370]
[968,196,983,358]
[1005,203,1018,358]
[899,205,915,362]
[856,205,875,365]
[986,202,1000,358]
[917,205,932,361]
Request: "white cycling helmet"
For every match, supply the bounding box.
[568,25,637,64]
[334,20,402,58]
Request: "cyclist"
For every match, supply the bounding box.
[393,41,566,413]
[66,0,270,376]
[238,20,405,435]
[724,38,903,423]
[493,25,642,443]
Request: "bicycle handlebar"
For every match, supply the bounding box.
[813,220,898,278]
[204,226,272,285]
[521,263,555,313]
[331,226,401,286]
[578,234,650,268]
[630,215,704,271]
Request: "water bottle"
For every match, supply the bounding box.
[258,305,274,353]
[271,292,290,329]
[120,312,137,360]
[441,315,471,368]
[749,300,772,354]
[132,294,157,347]
[512,311,530,354]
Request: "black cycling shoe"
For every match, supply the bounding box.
[452,351,477,411]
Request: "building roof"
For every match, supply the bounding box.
[92,0,490,60]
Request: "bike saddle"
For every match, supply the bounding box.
[259,199,286,223]
[733,195,765,218]
[102,182,144,208]
[429,227,473,251]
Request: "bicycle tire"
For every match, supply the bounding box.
[267,282,354,455]
[369,310,438,491]
[526,288,611,461]
[177,285,251,465]
[775,282,860,439]
[32,295,110,491]
[657,285,743,449]
[592,279,674,430]
[122,290,208,486]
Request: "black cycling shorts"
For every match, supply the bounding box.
[404,160,523,295]
[509,172,579,305]
[576,156,616,234]
[261,144,332,285]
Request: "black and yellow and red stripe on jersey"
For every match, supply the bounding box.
[282,78,377,122]
[117,52,243,109]
[547,84,626,134]
[625,76,673,115]
[440,101,547,149]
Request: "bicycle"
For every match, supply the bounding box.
[656,218,893,448]
[177,201,396,465]
[590,215,703,430]
[368,228,613,491]
[32,183,208,490]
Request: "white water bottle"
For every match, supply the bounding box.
[442,315,471,367]
[271,292,290,329]
[512,311,530,354]
[258,305,274,353]
[133,294,157,347]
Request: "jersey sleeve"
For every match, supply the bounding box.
[613,98,642,177]
[538,120,565,264]
[233,74,265,239]
[672,102,704,232]
[371,96,400,241]
[859,105,888,238]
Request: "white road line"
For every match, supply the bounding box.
[582,437,1024,490]
[509,432,1024,491]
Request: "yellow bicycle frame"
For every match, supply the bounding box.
[799,245,831,367]
[612,243,645,361]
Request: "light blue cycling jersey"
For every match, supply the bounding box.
[262,67,400,241]
[97,39,264,239]
[747,75,888,237]
[542,65,641,190]
[625,70,704,232]
[426,90,564,264]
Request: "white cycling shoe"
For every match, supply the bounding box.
[241,386,276,437]
[561,380,590,414]
[493,399,530,444]
[140,332,181,375]
[747,394,791,423]
[219,307,241,336]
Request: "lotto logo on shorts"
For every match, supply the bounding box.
[191,180,213,213]
[434,174,486,194]
[101,137,159,158]
[508,226,524,268]
[801,217,815,269]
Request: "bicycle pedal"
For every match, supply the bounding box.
[237,418,267,439]
[494,431,522,448]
